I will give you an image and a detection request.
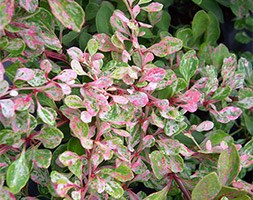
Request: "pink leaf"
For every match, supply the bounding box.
[138,22,152,28]
[88,76,113,88]
[196,121,214,132]
[142,135,155,149]
[122,50,131,62]
[132,5,140,18]
[15,68,35,81]
[141,2,163,12]
[177,89,201,112]
[142,68,166,82]
[67,47,84,61]
[128,92,149,107]
[210,106,242,123]
[153,99,170,111]
[19,0,38,13]
[19,25,45,50]
[40,59,52,74]
[54,69,77,83]
[13,95,32,111]
[92,53,104,61]
[0,62,5,80]
[0,99,15,118]
[112,128,130,137]
[112,95,129,105]
[57,83,72,95]
[143,52,154,65]
[81,111,92,123]
[0,0,14,29]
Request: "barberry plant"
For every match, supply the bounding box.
[0,0,253,199]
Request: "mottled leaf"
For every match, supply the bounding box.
[112,164,134,182]
[211,106,242,123]
[128,92,149,107]
[192,172,222,200]
[35,127,64,149]
[196,121,214,132]
[50,171,76,197]
[19,0,38,13]
[69,116,89,138]
[6,150,29,194]
[0,0,14,29]
[0,99,15,118]
[48,0,85,32]
[105,181,124,199]
[147,36,182,57]
[64,95,84,109]
[5,38,26,55]
[179,50,199,82]
[218,144,240,185]
[142,68,166,82]
[0,80,9,97]
[33,149,52,168]
[37,104,56,126]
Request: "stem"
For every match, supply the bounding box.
[122,0,134,20]
[173,174,191,200]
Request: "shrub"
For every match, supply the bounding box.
[0,0,252,199]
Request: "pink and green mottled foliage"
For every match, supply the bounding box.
[0,0,252,199]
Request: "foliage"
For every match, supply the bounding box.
[0,0,253,199]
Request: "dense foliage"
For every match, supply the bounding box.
[0,0,253,199]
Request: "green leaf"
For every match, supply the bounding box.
[138,0,152,5]
[217,144,240,185]
[105,181,124,199]
[144,185,169,200]
[192,0,202,5]
[211,86,231,100]
[5,38,26,55]
[0,37,8,49]
[179,50,199,82]
[85,2,99,21]
[205,11,220,44]
[155,11,171,31]
[48,0,85,32]
[35,127,64,149]
[96,2,114,35]
[6,150,30,194]
[0,129,20,146]
[87,38,99,56]
[235,31,252,44]
[192,10,209,40]
[216,186,250,200]
[192,172,222,200]
[211,43,230,68]
[112,164,134,182]
[64,95,84,109]
[37,104,56,126]
[33,149,52,168]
